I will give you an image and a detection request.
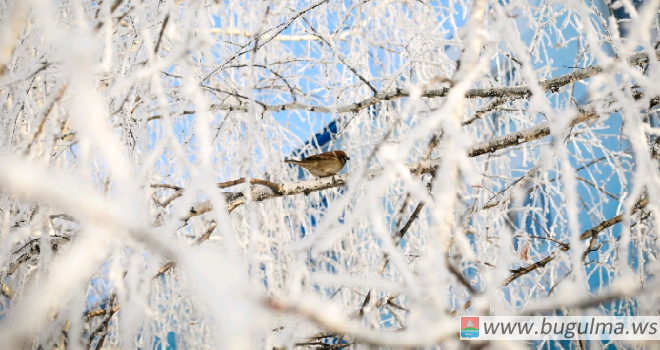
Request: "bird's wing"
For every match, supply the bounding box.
[302,153,331,161]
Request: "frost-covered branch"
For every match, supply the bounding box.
[264,296,457,347]
[2,0,660,348]
[195,50,660,114]
[506,198,649,285]
[184,158,440,218]
[184,108,600,218]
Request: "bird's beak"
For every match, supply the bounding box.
[346,157,351,160]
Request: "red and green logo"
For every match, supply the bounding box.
[461,317,479,338]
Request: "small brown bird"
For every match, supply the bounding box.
[284,150,350,178]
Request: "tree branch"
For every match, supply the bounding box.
[468,109,597,157]
[264,295,457,347]
[185,108,600,218]
[505,198,649,285]
[200,0,331,82]
[198,50,659,114]
[185,158,440,219]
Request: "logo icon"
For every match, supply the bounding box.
[461,317,479,339]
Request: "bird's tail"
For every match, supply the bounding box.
[284,159,300,164]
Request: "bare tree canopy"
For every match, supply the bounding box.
[1,0,660,349]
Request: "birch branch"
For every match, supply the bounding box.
[505,198,649,285]
[468,110,598,157]
[264,295,457,347]
[200,0,331,82]
[185,159,440,219]
[185,108,600,218]
[194,50,659,114]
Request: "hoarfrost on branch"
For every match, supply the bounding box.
[0,0,659,349]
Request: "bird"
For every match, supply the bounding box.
[284,150,350,178]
